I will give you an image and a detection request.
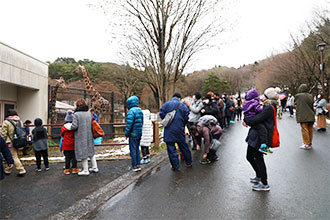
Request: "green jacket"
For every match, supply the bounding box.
[294,84,315,123]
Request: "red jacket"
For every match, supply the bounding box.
[61,123,75,151]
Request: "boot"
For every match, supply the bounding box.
[89,155,99,173]
[78,159,89,176]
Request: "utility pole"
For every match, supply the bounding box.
[317,43,326,95]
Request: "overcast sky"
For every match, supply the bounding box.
[0,0,328,72]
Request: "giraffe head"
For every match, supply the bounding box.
[73,65,93,90]
[55,76,66,89]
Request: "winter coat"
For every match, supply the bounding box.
[0,116,22,144]
[224,97,232,117]
[140,110,153,146]
[294,84,315,123]
[0,136,14,180]
[188,99,203,123]
[243,88,263,118]
[244,104,276,149]
[315,98,327,116]
[125,96,144,138]
[287,96,294,106]
[71,105,94,160]
[61,123,75,151]
[32,119,48,152]
[160,97,189,143]
[202,99,222,122]
[195,123,222,153]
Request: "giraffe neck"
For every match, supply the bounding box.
[82,68,101,97]
[50,86,59,123]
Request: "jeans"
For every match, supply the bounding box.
[246,146,268,185]
[166,141,192,170]
[129,137,141,168]
[35,149,49,169]
[64,150,77,169]
[288,106,294,115]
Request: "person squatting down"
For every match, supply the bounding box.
[243,88,273,155]
[140,109,152,164]
[190,115,222,164]
[32,118,49,172]
[125,96,144,172]
[61,110,81,175]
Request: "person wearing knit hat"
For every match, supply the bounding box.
[65,110,73,122]
[242,87,280,191]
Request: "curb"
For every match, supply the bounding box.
[49,151,167,220]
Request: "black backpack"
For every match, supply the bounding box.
[7,120,28,149]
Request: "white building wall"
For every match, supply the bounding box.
[0,42,48,123]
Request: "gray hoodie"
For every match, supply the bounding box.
[188,99,203,123]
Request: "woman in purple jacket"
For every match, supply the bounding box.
[243,88,272,155]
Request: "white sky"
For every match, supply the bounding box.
[0,0,329,72]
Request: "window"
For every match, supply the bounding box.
[0,101,16,124]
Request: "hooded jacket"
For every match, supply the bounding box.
[188,99,203,123]
[61,123,75,151]
[125,96,144,138]
[0,115,22,144]
[294,84,315,123]
[32,118,48,151]
[243,88,263,118]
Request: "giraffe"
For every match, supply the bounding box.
[73,65,110,117]
[49,77,66,124]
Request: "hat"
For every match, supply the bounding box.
[264,87,280,100]
[203,94,212,100]
[65,110,73,122]
[194,92,201,100]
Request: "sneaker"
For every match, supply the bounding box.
[200,159,211,165]
[36,168,42,172]
[45,167,50,171]
[170,167,180,172]
[64,169,71,175]
[186,163,192,168]
[140,158,147,164]
[72,168,82,174]
[16,173,26,177]
[88,167,99,173]
[259,148,267,154]
[250,177,261,183]
[146,158,151,163]
[299,144,311,150]
[252,183,270,191]
[78,170,90,176]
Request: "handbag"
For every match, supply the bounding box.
[161,102,181,128]
[92,119,104,139]
[209,127,221,151]
[270,105,280,148]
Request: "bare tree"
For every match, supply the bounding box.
[93,0,224,107]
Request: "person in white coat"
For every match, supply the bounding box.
[140,110,153,164]
[286,94,295,117]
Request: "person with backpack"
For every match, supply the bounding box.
[0,136,14,180]
[125,96,144,172]
[0,109,27,177]
[242,87,280,191]
[190,115,222,164]
[32,118,49,172]
[160,93,192,172]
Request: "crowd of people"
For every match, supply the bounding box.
[0,84,328,194]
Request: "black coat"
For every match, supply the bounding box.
[243,104,276,149]
[202,101,222,123]
[0,136,14,180]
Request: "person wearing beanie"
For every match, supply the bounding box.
[61,110,81,174]
[185,92,204,150]
[160,93,192,172]
[242,87,280,191]
[243,88,272,155]
[32,118,49,172]
[294,84,315,150]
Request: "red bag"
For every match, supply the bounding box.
[92,119,104,139]
[270,105,280,148]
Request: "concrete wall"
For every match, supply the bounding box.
[0,42,48,123]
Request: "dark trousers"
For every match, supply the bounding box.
[141,146,150,159]
[225,116,231,127]
[288,106,294,115]
[129,137,141,167]
[246,146,268,185]
[236,109,242,120]
[35,150,49,169]
[166,141,192,170]
[64,150,77,169]
[251,123,268,146]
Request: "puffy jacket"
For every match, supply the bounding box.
[0,116,22,144]
[32,118,48,152]
[294,84,315,123]
[61,123,75,151]
[314,98,327,116]
[160,97,189,142]
[125,96,144,138]
[141,110,153,146]
[188,99,203,123]
[243,88,263,118]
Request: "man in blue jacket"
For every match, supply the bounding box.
[125,96,144,172]
[160,93,192,171]
[0,136,14,180]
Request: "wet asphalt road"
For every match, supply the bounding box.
[0,159,130,220]
[87,113,330,220]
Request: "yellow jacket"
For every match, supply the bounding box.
[1,118,22,144]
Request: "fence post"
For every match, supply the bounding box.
[153,121,160,149]
[110,92,114,138]
[84,89,87,100]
